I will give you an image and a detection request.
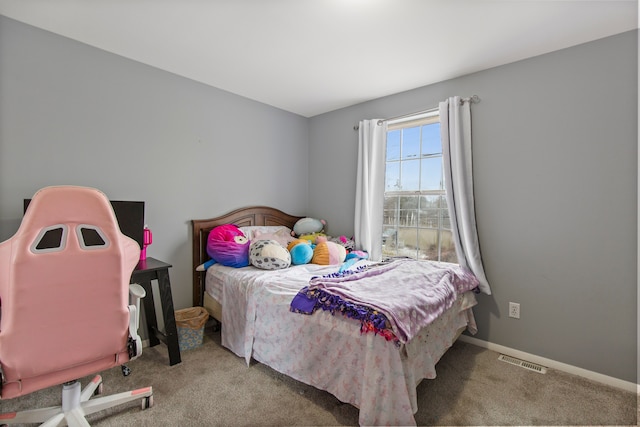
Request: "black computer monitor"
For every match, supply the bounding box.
[23,199,145,250]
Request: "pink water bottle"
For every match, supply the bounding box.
[140,226,153,260]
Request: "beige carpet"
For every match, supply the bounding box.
[1,327,637,426]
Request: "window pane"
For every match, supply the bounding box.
[383,196,398,226]
[440,230,458,263]
[387,130,400,161]
[421,123,441,156]
[383,195,399,210]
[385,161,400,191]
[417,228,439,261]
[420,156,442,191]
[442,205,452,230]
[398,195,419,227]
[400,159,420,191]
[398,208,418,227]
[382,227,398,256]
[419,209,439,228]
[401,127,420,160]
[399,195,419,209]
[397,227,416,255]
[420,195,440,209]
[383,210,398,226]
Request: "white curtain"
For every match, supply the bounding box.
[440,96,492,294]
[354,119,387,261]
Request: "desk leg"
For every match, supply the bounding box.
[156,269,181,366]
[139,280,161,347]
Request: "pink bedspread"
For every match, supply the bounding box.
[306,259,479,343]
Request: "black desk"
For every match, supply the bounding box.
[132,257,181,366]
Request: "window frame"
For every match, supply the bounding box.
[382,110,457,263]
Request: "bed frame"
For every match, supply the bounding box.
[190,205,477,425]
[191,206,304,307]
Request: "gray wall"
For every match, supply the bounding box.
[0,16,310,311]
[308,31,638,383]
[1,15,637,384]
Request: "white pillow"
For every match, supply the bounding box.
[239,226,292,241]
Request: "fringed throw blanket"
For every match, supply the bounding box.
[290,259,479,343]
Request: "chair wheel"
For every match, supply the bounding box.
[121,365,131,376]
[94,383,104,396]
[142,395,154,410]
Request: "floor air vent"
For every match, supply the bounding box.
[498,354,547,374]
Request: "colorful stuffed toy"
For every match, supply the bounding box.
[287,239,314,265]
[292,217,326,237]
[206,224,250,268]
[330,235,355,252]
[250,239,291,270]
[298,232,326,244]
[311,236,347,265]
[338,250,369,273]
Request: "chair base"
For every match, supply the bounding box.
[0,375,153,426]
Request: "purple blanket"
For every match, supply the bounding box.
[294,259,479,343]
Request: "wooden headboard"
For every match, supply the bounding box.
[191,206,304,307]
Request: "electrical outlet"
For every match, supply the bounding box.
[509,302,520,319]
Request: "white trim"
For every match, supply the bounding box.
[458,335,638,394]
[637,11,640,402]
[30,224,68,253]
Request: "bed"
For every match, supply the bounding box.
[192,206,479,426]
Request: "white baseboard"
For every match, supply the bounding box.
[458,335,638,394]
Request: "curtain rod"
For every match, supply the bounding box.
[353,95,480,130]
[376,107,438,126]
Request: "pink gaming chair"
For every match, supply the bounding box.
[0,186,153,425]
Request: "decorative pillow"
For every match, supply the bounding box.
[250,239,291,270]
[292,218,326,237]
[253,230,295,247]
[311,237,347,265]
[206,224,250,268]
[287,239,314,265]
[239,226,292,241]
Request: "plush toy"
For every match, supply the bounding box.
[330,235,355,252]
[287,239,314,265]
[311,236,347,265]
[206,224,250,268]
[292,217,326,237]
[338,250,369,273]
[298,232,326,244]
[250,239,291,270]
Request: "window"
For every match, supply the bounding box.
[382,112,457,263]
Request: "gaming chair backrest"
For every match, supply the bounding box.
[0,186,140,390]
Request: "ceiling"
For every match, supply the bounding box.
[0,1,637,117]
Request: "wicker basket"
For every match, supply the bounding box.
[175,307,209,351]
